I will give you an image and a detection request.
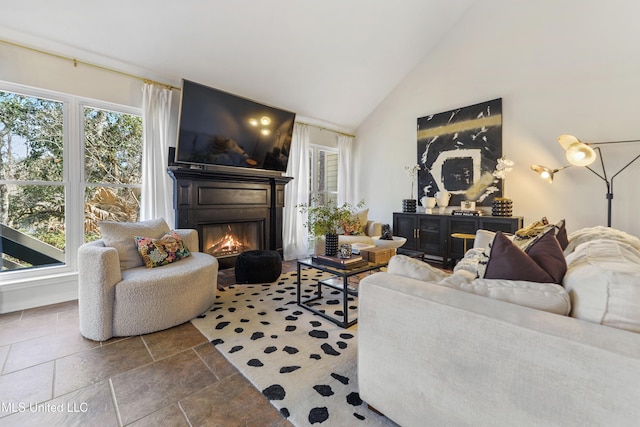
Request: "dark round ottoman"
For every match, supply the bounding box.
[235,250,283,284]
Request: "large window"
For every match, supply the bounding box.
[0,83,142,277]
[308,144,338,206]
[1,90,66,273]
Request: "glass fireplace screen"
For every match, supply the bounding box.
[202,221,264,259]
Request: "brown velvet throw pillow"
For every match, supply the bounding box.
[525,229,567,283]
[484,231,567,284]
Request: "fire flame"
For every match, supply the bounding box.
[207,226,247,257]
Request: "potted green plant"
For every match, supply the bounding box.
[298,199,365,256]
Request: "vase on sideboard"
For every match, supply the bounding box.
[420,196,437,214]
[402,199,417,213]
[492,197,513,217]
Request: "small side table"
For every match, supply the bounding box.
[450,233,476,265]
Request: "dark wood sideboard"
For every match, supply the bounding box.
[393,212,523,268]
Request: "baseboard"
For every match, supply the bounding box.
[0,273,78,313]
[367,404,385,416]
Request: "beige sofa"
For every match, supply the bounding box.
[358,227,640,426]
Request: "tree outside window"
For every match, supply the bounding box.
[83,106,142,241]
[0,89,142,273]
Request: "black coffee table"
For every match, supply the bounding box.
[296,257,387,328]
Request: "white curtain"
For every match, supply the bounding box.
[337,134,354,206]
[140,82,174,225]
[283,123,311,260]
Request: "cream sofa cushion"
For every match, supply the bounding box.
[355,208,369,234]
[388,255,570,315]
[387,254,450,282]
[564,239,640,333]
[445,278,570,315]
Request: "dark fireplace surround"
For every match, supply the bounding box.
[168,167,292,269]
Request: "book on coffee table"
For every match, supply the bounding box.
[351,242,376,254]
[312,254,368,269]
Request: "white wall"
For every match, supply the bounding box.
[0,41,143,107]
[309,126,338,149]
[354,0,640,237]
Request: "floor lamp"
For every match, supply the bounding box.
[531,135,640,227]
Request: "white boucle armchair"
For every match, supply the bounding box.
[78,225,218,341]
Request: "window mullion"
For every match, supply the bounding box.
[65,98,82,270]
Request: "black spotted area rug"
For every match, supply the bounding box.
[191,270,398,427]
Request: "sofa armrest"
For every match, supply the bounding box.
[358,272,640,427]
[173,229,200,253]
[78,240,122,341]
[365,220,382,237]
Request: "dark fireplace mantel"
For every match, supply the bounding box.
[168,166,292,268]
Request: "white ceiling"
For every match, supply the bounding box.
[0,0,475,131]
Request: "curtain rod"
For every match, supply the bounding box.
[1,38,179,91]
[4,38,358,134]
[296,121,356,138]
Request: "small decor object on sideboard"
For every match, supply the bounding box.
[402,199,417,213]
[421,186,437,213]
[435,190,451,214]
[403,164,421,212]
[492,197,513,217]
[451,209,483,217]
[460,200,476,211]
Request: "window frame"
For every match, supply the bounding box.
[0,81,142,283]
[308,143,339,206]
[79,100,143,239]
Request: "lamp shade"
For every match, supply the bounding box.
[557,134,597,166]
[565,142,597,166]
[530,165,555,183]
[557,134,580,150]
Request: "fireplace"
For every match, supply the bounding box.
[203,221,264,259]
[168,167,292,269]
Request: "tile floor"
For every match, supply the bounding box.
[0,261,299,427]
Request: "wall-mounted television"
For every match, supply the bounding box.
[175,79,296,174]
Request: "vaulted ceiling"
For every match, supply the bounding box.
[0,0,476,131]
